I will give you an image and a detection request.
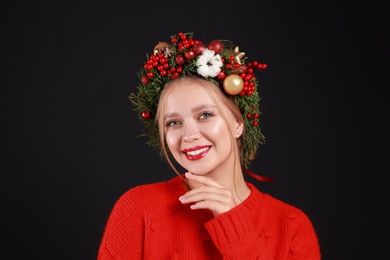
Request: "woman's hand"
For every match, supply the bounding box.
[179,172,237,217]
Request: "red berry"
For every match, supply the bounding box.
[216,71,226,80]
[185,50,195,60]
[142,111,150,119]
[141,76,149,85]
[240,64,247,73]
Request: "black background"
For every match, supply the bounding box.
[1,0,388,259]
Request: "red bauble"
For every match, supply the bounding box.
[175,54,185,65]
[185,50,195,60]
[208,40,224,54]
[142,111,150,119]
[192,43,206,55]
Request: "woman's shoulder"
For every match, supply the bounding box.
[258,191,315,228]
[264,193,306,214]
[249,184,311,221]
[120,180,169,201]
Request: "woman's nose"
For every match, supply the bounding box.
[183,122,200,142]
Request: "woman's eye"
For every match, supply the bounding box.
[166,120,180,127]
[199,112,213,119]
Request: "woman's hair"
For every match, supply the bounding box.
[155,75,245,177]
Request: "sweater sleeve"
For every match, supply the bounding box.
[204,192,321,259]
[204,204,271,259]
[97,188,145,260]
[286,211,321,260]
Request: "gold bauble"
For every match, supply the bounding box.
[223,74,244,95]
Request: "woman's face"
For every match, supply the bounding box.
[163,81,242,175]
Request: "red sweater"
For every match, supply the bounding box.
[98,175,321,259]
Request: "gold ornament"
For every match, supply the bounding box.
[223,74,244,95]
[233,46,245,64]
[153,42,170,55]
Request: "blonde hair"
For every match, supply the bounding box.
[155,75,245,177]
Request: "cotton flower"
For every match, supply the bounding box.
[196,49,223,78]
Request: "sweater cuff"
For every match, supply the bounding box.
[204,195,260,248]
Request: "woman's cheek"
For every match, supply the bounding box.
[208,119,230,137]
[165,132,180,151]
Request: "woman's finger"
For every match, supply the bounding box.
[179,181,236,216]
[180,185,231,204]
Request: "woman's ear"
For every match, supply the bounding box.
[235,120,244,138]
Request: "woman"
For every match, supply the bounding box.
[98,32,321,259]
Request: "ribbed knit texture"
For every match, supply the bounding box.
[98,175,321,259]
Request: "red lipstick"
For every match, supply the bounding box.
[182,146,210,161]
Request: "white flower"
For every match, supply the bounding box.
[196,49,223,78]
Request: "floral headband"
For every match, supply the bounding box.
[129,32,271,179]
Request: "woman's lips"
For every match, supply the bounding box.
[182,146,211,161]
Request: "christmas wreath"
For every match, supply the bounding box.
[129,32,268,168]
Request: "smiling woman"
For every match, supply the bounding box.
[97,32,321,259]
[159,77,244,186]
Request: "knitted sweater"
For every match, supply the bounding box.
[98,175,321,259]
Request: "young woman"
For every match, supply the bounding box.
[98,32,321,259]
